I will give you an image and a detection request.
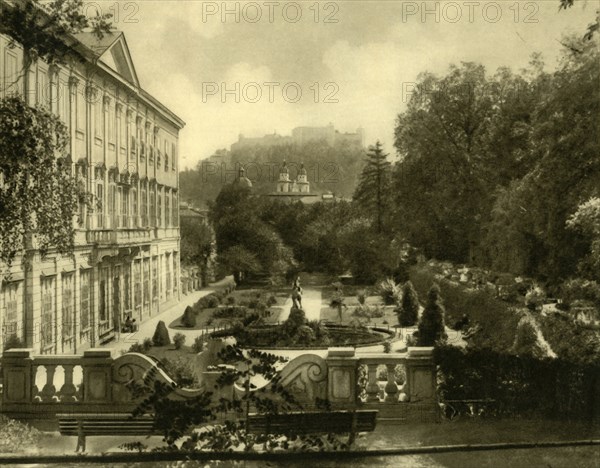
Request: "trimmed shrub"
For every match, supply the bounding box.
[3,335,25,351]
[417,284,446,346]
[173,333,186,350]
[127,338,153,354]
[285,307,307,332]
[152,321,171,346]
[226,296,236,305]
[192,336,204,353]
[398,281,420,327]
[296,325,316,344]
[212,306,249,319]
[142,338,153,351]
[266,294,278,306]
[205,295,220,308]
[377,278,400,305]
[181,306,197,328]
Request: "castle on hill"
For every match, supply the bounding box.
[231,123,364,152]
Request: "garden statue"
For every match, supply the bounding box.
[292,277,303,309]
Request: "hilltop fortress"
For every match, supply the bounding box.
[231,123,364,151]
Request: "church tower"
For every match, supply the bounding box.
[297,163,309,193]
[278,160,291,192]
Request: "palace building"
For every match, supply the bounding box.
[0,23,185,353]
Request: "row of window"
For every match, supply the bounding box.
[2,47,178,174]
[93,181,178,230]
[1,255,179,350]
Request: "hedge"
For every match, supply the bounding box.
[435,345,600,421]
[410,266,520,352]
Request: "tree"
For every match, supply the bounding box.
[353,141,391,233]
[567,197,600,280]
[217,245,261,285]
[398,281,420,327]
[559,0,599,41]
[417,284,446,346]
[0,0,112,95]
[126,344,349,452]
[180,217,214,285]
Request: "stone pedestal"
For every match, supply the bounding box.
[326,348,358,407]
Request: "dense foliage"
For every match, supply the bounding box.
[393,41,599,285]
[0,1,112,269]
[127,344,351,452]
[435,345,600,421]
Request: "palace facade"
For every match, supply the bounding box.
[0,25,185,353]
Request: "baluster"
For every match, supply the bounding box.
[59,365,78,402]
[384,363,399,402]
[365,363,380,402]
[40,364,58,402]
[32,364,41,402]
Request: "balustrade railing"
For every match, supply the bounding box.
[1,346,436,424]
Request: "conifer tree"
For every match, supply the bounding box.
[398,281,420,327]
[417,284,446,346]
[353,141,392,233]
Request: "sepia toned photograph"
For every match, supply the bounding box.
[0,1,599,466]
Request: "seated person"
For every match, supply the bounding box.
[123,315,133,332]
[130,318,138,332]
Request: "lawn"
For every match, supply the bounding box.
[320,304,399,328]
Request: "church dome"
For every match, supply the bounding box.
[279,160,289,174]
[235,166,253,188]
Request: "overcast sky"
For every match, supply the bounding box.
[103,1,596,168]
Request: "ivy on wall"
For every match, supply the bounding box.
[0,96,82,267]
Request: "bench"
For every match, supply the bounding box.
[57,413,157,436]
[246,410,378,436]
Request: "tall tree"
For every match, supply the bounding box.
[353,141,391,233]
[180,218,214,285]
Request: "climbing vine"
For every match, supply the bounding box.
[0,1,112,271]
[0,96,84,268]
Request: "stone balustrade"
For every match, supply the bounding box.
[1,346,436,427]
[1,348,202,426]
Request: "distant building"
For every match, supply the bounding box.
[292,123,364,147]
[231,132,292,152]
[267,161,318,203]
[230,124,364,151]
